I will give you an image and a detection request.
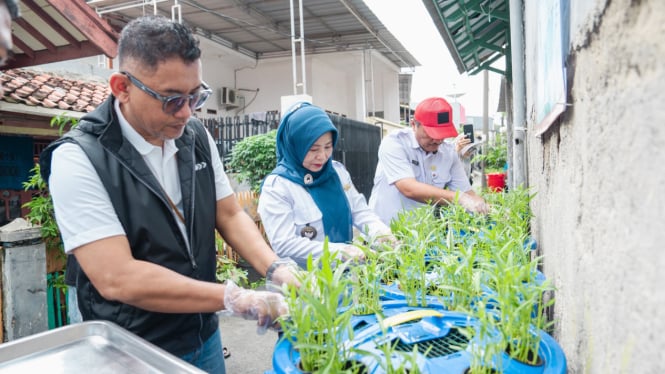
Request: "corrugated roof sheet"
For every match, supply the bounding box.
[88,0,419,69]
[422,0,510,76]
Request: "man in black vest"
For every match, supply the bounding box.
[40,15,295,373]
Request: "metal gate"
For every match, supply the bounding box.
[329,114,380,200]
[201,112,280,164]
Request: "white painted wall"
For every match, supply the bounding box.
[206,43,403,123]
[523,1,665,373]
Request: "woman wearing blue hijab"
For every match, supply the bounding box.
[258,102,395,269]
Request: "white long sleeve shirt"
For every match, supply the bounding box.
[258,160,390,269]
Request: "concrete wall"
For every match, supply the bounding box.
[0,219,47,341]
[523,0,665,372]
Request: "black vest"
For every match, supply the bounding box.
[40,96,218,356]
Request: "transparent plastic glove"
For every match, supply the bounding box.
[339,244,367,263]
[373,230,400,249]
[458,193,490,214]
[266,258,301,290]
[223,280,288,334]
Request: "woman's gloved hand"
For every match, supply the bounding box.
[373,230,400,249]
[338,244,368,263]
[223,280,288,334]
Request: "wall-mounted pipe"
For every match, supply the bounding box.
[509,0,527,188]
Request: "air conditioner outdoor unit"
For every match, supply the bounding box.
[220,87,238,107]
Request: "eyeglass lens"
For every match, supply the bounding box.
[163,90,211,115]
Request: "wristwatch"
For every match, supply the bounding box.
[265,258,297,282]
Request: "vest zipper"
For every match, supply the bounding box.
[188,141,198,270]
[113,154,198,270]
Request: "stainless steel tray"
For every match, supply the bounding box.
[0,321,205,373]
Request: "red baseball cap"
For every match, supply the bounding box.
[414,97,457,140]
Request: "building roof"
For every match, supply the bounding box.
[89,0,419,69]
[421,0,510,76]
[2,1,419,122]
[0,68,110,113]
[5,1,418,72]
[6,0,118,69]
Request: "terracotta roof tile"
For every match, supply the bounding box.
[0,68,111,113]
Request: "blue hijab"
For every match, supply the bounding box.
[270,102,352,243]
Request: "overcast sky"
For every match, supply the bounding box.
[363,0,503,118]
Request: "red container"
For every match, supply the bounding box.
[486,172,506,192]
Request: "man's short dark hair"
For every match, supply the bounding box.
[4,0,20,19]
[117,15,201,71]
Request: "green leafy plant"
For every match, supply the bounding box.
[353,319,424,373]
[214,235,249,287]
[347,243,383,315]
[386,186,554,367]
[473,187,553,366]
[275,186,556,371]
[472,133,507,173]
[22,114,80,288]
[22,164,65,286]
[389,205,449,307]
[279,241,359,372]
[458,297,504,374]
[50,114,78,135]
[226,130,277,193]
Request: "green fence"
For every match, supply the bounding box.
[47,272,68,329]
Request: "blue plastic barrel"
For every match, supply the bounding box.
[271,300,567,373]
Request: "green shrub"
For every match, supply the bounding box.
[226,130,277,193]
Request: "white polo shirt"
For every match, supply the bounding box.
[49,100,233,253]
[368,128,471,225]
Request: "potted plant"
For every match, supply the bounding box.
[271,187,567,374]
[472,133,507,192]
[276,242,360,373]
[347,244,384,316]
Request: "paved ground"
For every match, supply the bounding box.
[218,313,279,374]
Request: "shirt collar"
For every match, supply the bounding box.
[407,128,421,150]
[113,99,177,156]
[407,128,438,155]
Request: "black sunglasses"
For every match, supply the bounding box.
[121,71,212,115]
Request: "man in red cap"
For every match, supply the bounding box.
[369,97,488,224]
